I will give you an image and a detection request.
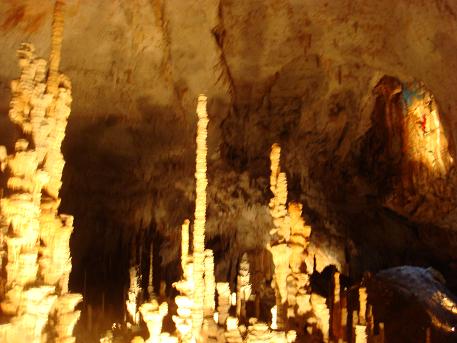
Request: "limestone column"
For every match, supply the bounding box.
[181,219,190,271]
[192,94,209,340]
[204,249,216,318]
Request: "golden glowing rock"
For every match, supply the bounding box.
[216,282,231,326]
[192,94,209,339]
[181,219,190,271]
[355,324,367,343]
[358,287,367,325]
[311,293,330,343]
[173,261,194,342]
[126,266,141,324]
[139,300,169,343]
[204,249,216,318]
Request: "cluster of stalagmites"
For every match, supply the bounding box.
[116,97,390,343]
[0,41,81,342]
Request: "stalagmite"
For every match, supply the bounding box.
[224,317,243,343]
[366,305,374,339]
[0,1,81,340]
[287,202,312,326]
[139,300,168,343]
[271,305,278,330]
[182,219,190,271]
[340,296,348,342]
[216,282,231,326]
[204,249,216,317]
[148,243,154,300]
[173,261,194,342]
[236,253,251,322]
[268,144,291,330]
[126,266,141,325]
[355,325,367,343]
[246,320,276,342]
[52,293,83,343]
[311,293,330,343]
[192,94,209,340]
[358,287,367,326]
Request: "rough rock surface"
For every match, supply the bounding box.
[1,0,457,335]
[368,266,457,343]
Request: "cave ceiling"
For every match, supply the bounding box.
[1,0,457,288]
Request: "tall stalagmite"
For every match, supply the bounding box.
[192,94,209,339]
[268,144,291,330]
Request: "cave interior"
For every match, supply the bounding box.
[1,1,457,343]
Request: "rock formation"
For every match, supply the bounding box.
[236,252,251,322]
[0,1,82,341]
[139,299,168,343]
[192,94,209,340]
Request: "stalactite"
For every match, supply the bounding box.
[192,94,209,340]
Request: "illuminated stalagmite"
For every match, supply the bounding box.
[287,202,312,321]
[310,294,330,343]
[267,143,317,334]
[268,144,291,329]
[181,219,190,271]
[224,317,243,343]
[192,94,209,339]
[0,1,82,341]
[204,249,216,317]
[172,220,194,342]
[126,266,141,324]
[216,282,231,326]
[236,253,251,321]
[139,300,168,343]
